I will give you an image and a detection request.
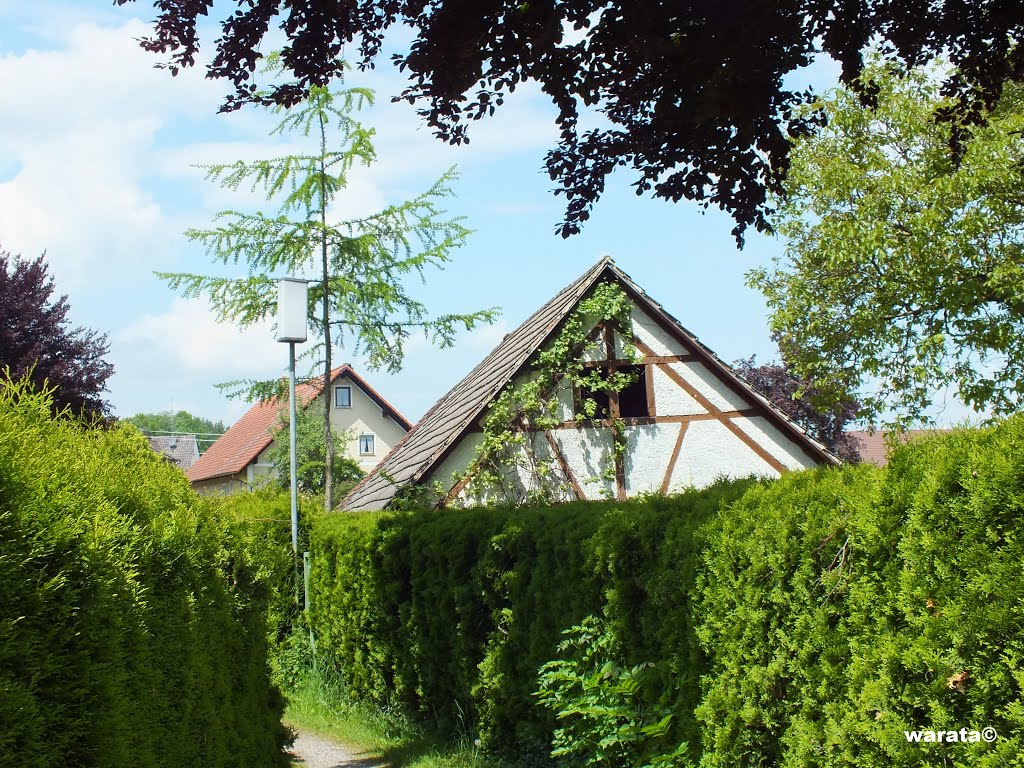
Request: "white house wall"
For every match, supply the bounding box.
[733,416,819,469]
[628,307,679,356]
[326,375,408,471]
[554,426,617,499]
[651,367,705,416]
[621,423,679,495]
[668,420,775,490]
[424,297,823,504]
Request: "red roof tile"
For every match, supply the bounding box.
[846,429,953,466]
[186,365,410,483]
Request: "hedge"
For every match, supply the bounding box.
[307,417,1024,767]
[0,378,291,768]
[696,423,1024,767]
[307,480,753,757]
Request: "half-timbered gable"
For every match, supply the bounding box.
[340,258,837,511]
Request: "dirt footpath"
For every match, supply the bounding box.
[288,729,388,768]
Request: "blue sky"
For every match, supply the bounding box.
[0,2,978,428]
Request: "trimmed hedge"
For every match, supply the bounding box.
[308,481,753,756]
[308,418,1024,767]
[696,424,1024,767]
[0,379,290,768]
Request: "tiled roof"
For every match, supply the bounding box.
[186,365,410,483]
[846,429,953,466]
[340,258,838,512]
[147,434,200,470]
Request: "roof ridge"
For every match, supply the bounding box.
[339,259,615,510]
[187,363,409,484]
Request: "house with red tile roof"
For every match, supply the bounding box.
[187,365,412,495]
[845,429,954,466]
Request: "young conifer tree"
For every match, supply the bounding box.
[160,59,497,510]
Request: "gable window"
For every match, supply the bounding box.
[358,434,375,455]
[576,364,650,419]
[335,386,351,408]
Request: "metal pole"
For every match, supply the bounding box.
[289,341,301,607]
[289,341,299,555]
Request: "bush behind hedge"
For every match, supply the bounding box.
[0,378,290,768]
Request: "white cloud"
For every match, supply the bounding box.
[111,296,286,419]
[118,296,281,374]
[0,19,224,291]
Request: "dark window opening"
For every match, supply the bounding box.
[618,365,650,417]
[576,365,650,419]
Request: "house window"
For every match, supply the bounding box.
[359,434,375,455]
[576,365,650,419]
[617,365,650,418]
[335,386,351,408]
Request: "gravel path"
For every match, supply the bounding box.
[288,729,388,768]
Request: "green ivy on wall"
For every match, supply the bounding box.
[445,281,642,507]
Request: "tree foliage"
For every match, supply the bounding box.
[735,356,862,463]
[159,61,496,509]
[749,62,1024,427]
[264,402,363,497]
[0,248,113,418]
[126,410,226,450]
[118,0,1024,242]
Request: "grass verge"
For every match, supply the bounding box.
[283,669,517,768]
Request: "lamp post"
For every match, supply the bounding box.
[276,278,309,563]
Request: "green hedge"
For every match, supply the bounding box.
[308,481,753,757]
[308,418,1024,767]
[696,424,1024,767]
[0,379,291,768]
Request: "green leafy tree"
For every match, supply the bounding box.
[265,403,363,497]
[125,410,226,451]
[748,61,1024,427]
[160,60,497,510]
[121,0,1024,243]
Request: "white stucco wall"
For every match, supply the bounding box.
[554,426,617,499]
[628,307,680,356]
[667,420,776,491]
[669,362,750,412]
[622,423,682,495]
[326,376,409,470]
[421,296,825,504]
[732,416,818,470]
[651,366,705,416]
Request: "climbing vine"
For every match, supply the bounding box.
[443,281,642,507]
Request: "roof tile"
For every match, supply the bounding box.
[341,258,837,512]
[187,365,410,483]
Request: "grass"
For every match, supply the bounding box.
[283,669,516,768]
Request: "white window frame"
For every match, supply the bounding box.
[334,385,352,409]
[358,434,375,455]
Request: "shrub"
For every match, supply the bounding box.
[307,481,753,759]
[536,615,687,768]
[304,419,1024,768]
[695,422,1024,767]
[0,375,291,768]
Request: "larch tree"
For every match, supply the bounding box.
[160,62,497,510]
[0,249,113,419]
[748,61,1024,427]
[116,0,1024,243]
